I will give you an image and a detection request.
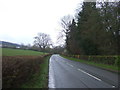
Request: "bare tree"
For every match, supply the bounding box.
[34,33,52,52]
[61,15,73,35]
[56,31,65,46]
[57,15,73,46]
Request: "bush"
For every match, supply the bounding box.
[2,54,50,88]
[88,56,116,65]
[115,56,120,66]
[65,54,119,66]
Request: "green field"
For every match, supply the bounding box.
[2,48,46,56]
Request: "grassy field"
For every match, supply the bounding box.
[2,48,46,56]
[62,55,119,73]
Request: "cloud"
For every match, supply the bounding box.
[0,0,82,45]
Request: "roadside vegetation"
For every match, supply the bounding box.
[62,55,120,73]
[21,56,50,88]
[2,48,50,88]
[0,48,2,56]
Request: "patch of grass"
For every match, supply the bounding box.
[0,48,2,56]
[21,55,50,88]
[2,48,46,56]
[62,55,119,73]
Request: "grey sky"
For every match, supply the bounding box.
[0,0,83,46]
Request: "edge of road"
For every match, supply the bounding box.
[48,56,55,88]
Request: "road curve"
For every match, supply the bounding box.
[48,54,119,88]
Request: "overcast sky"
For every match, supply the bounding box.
[0,0,83,46]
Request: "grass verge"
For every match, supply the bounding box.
[62,55,119,73]
[21,55,50,88]
[0,47,1,57]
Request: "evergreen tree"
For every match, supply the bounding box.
[60,1,119,55]
[76,2,99,55]
[99,2,119,55]
[67,19,78,54]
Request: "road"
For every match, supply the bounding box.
[48,54,119,88]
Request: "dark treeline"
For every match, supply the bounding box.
[62,2,120,55]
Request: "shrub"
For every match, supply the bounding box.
[88,56,116,65]
[2,54,50,88]
[115,56,120,66]
[66,54,119,66]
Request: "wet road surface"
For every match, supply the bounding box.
[48,54,119,88]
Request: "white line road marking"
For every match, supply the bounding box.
[66,62,68,64]
[77,69,101,81]
[67,63,74,67]
[112,86,115,88]
[70,65,74,67]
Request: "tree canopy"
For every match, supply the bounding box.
[61,1,120,55]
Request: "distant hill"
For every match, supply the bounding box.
[0,41,21,48]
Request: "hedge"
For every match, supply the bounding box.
[64,54,119,66]
[2,54,50,88]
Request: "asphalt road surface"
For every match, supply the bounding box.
[48,54,119,88]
